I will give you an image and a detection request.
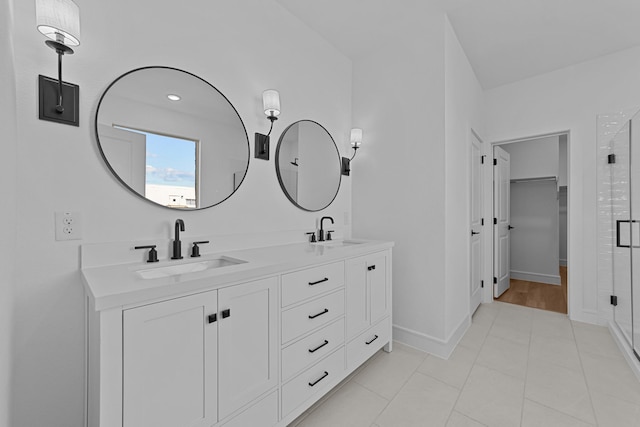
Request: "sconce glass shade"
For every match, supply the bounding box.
[36,0,81,47]
[350,128,363,148]
[263,89,281,117]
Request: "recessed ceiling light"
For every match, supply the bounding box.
[167,94,181,101]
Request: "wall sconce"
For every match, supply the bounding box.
[36,0,80,126]
[342,128,362,176]
[254,89,280,160]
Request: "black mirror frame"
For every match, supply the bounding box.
[274,119,342,212]
[95,66,250,211]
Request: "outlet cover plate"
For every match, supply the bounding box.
[55,211,83,241]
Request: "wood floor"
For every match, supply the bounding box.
[495,266,567,314]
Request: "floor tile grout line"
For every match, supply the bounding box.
[356,347,430,424]
[521,316,534,427]
[523,398,598,426]
[443,304,500,426]
[570,318,599,426]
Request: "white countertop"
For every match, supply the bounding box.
[82,239,394,311]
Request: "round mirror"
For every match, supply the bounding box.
[95,66,249,210]
[275,120,342,211]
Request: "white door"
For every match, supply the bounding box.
[217,277,278,420]
[123,291,218,427]
[494,146,511,298]
[470,133,484,313]
[98,124,146,195]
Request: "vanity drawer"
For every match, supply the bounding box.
[282,318,345,381]
[282,347,345,417]
[346,316,390,371]
[281,262,344,307]
[281,290,345,344]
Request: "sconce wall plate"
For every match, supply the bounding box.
[254,133,270,160]
[341,157,351,176]
[39,74,79,126]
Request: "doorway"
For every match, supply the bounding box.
[491,133,569,314]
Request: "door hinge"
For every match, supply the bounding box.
[493,277,497,284]
[608,154,616,164]
[481,218,484,226]
[481,155,486,164]
[611,295,618,306]
[481,280,484,288]
[493,158,497,166]
[493,218,497,225]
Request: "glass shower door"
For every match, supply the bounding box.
[610,121,633,345]
[631,115,640,359]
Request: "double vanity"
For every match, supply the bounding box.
[86,64,382,426]
[82,238,393,427]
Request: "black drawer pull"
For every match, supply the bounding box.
[308,371,329,387]
[309,278,329,286]
[308,340,329,353]
[207,313,217,324]
[221,309,231,319]
[367,265,376,271]
[365,335,379,345]
[308,309,329,319]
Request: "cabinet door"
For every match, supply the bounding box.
[345,257,368,340]
[218,277,278,420]
[368,253,389,323]
[123,291,218,427]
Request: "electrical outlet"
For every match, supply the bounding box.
[55,211,83,241]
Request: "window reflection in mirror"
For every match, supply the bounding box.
[114,126,198,208]
[95,67,250,210]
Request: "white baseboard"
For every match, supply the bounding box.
[510,270,561,285]
[560,259,567,267]
[609,321,640,383]
[570,309,604,325]
[392,315,470,359]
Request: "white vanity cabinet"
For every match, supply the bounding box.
[345,252,390,339]
[122,290,219,427]
[84,240,392,427]
[345,251,392,370]
[89,276,279,427]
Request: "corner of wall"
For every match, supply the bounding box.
[1,0,17,424]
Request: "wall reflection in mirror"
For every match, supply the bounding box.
[95,67,249,210]
[275,120,341,211]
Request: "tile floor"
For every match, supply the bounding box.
[289,302,640,427]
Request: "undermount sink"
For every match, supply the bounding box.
[318,239,364,248]
[136,256,247,280]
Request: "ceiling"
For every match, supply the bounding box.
[274,0,640,89]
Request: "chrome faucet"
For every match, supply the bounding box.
[171,219,185,260]
[318,216,334,242]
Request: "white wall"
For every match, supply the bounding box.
[501,136,559,181]
[0,0,16,425]
[443,17,485,343]
[9,0,352,425]
[559,134,568,186]
[510,181,560,284]
[352,15,484,357]
[485,45,640,324]
[559,186,568,265]
[352,13,448,352]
